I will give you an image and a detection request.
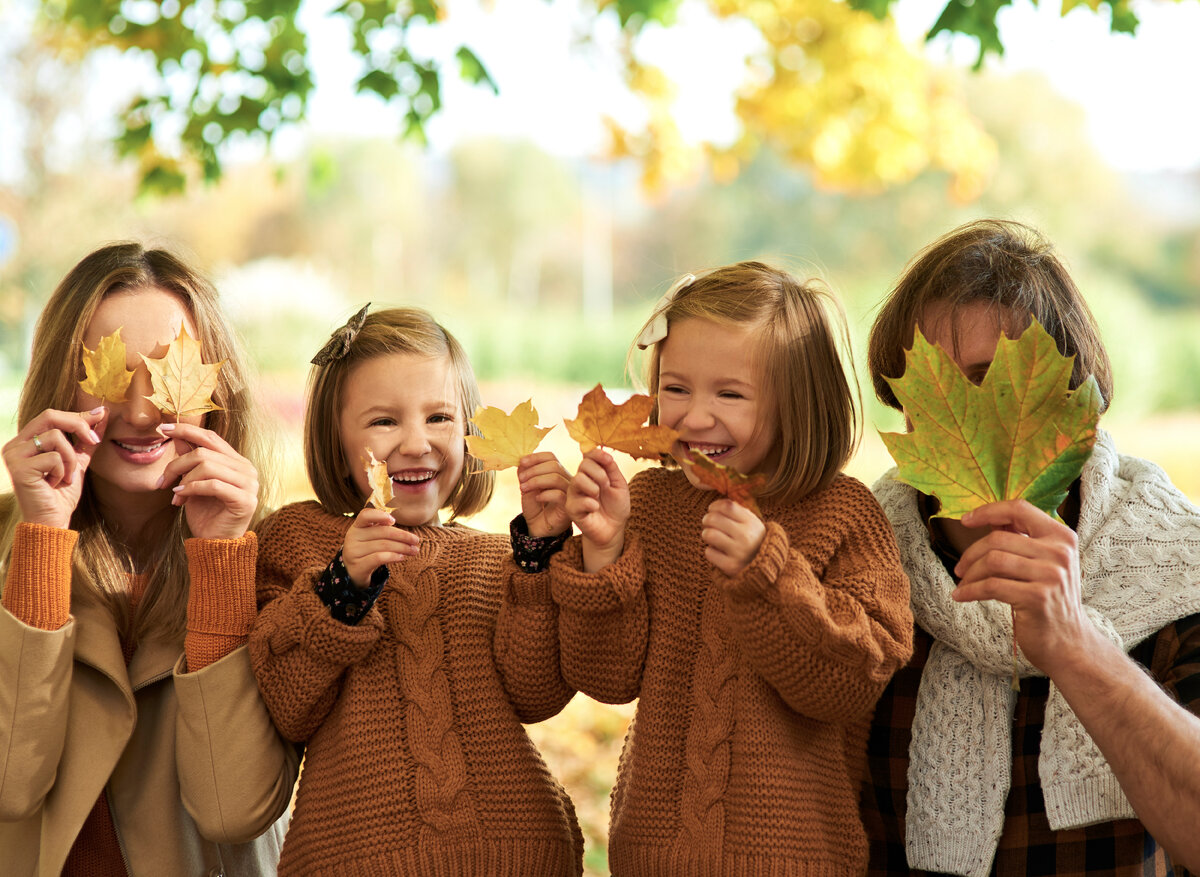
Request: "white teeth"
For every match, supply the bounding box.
[392,471,435,483]
[115,440,167,452]
[686,443,730,457]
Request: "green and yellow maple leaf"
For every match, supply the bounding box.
[465,399,554,472]
[141,327,225,418]
[881,319,1101,519]
[79,328,135,403]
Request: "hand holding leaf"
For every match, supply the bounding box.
[142,327,225,418]
[466,399,553,471]
[364,449,394,510]
[684,449,768,517]
[79,328,135,403]
[564,384,678,460]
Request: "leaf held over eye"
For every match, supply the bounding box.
[364,448,394,510]
[465,399,554,471]
[881,318,1101,519]
[564,383,679,460]
[684,449,768,516]
[79,328,135,403]
[141,327,225,418]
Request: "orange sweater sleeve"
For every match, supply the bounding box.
[184,532,257,672]
[1,522,77,631]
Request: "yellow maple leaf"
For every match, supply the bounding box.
[79,328,135,403]
[141,327,225,418]
[364,448,394,509]
[465,399,554,471]
[564,384,679,460]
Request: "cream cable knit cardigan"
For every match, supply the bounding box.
[873,429,1200,877]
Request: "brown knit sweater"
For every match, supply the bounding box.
[249,501,583,877]
[550,468,913,876]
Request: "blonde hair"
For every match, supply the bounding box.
[0,242,275,643]
[304,307,494,519]
[869,219,1113,413]
[633,261,860,503]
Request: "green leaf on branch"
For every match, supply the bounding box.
[881,319,1101,519]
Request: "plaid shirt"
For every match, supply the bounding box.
[862,613,1200,876]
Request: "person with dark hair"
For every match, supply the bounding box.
[862,219,1200,874]
[0,242,295,876]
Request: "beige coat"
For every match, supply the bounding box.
[0,582,298,877]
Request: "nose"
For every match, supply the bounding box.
[121,370,163,428]
[678,395,716,432]
[396,425,433,458]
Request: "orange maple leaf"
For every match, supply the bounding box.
[564,384,678,460]
[684,449,768,516]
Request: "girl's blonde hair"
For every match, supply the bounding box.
[304,307,494,519]
[0,242,275,644]
[633,260,860,503]
[868,219,1113,413]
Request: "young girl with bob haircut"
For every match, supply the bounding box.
[249,306,583,876]
[0,243,295,876]
[862,219,1200,874]
[548,261,914,875]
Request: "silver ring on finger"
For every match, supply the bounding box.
[32,434,44,453]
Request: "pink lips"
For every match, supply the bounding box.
[111,436,171,465]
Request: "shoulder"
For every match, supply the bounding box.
[780,473,888,525]
[256,501,349,558]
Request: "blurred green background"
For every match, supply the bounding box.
[3,0,1200,872]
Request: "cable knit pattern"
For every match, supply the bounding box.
[250,501,582,877]
[553,469,913,876]
[874,429,1200,877]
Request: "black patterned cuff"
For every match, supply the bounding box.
[510,514,571,573]
[314,549,388,625]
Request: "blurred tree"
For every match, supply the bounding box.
[26,0,1018,197]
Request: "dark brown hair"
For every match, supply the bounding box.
[868,219,1113,412]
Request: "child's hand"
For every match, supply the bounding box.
[702,498,766,578]
[518,452,571,538]
[565,448,629,573]
[343,507,421,587]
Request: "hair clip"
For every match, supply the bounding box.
[311,303,370,366]
[635,273,695,350]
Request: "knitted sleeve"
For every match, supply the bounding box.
[1,523,77,631]
[494,560,575,723]
[721,481,914,723]
[183,533,257,671]
[550,534,648,704]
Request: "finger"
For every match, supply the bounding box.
[159,421,238,456]
[348,534,422,556]
[570,470,601,500]
[517,452,561,479]
[960,499,1066,540]
[954,529,1043,575]
[170,478,256,509]
[353,507,400,528]
[21,407,107,450]
[159,447,250,490]
[952,576,1033,606]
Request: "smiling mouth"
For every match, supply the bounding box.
[683,442,732,459]
[391,470,437,486]
[114,438,170,453]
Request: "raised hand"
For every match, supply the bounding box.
[952,498,1085,674]
[702,498,766,577]
[565,448,630,572]
[1,407,107,529]
[342,506,421,587]
[156,421,260,540]
[517,451,571,538]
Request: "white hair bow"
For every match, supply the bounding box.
[635,273,695,350]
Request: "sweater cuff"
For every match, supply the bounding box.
[185,533,257,638]
[550,534,644,613]
[723,521,790,601]
[2,522,77,631]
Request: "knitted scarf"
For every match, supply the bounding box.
[874,429,1200,877]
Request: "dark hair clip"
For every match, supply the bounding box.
[311,303,370,366]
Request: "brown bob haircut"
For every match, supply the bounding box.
[634,260,860,503]
[304,306,494,519]
[869,219,1113,413]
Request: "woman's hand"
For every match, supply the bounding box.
[1,407,107,529]
[157,421,261,541]
[703,498,766,577]
[342,507,421,587]
[518,451,571,538]
[565,448,630,572]
[953,499,1086,675]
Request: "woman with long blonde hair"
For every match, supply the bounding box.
[0,243,296,876]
